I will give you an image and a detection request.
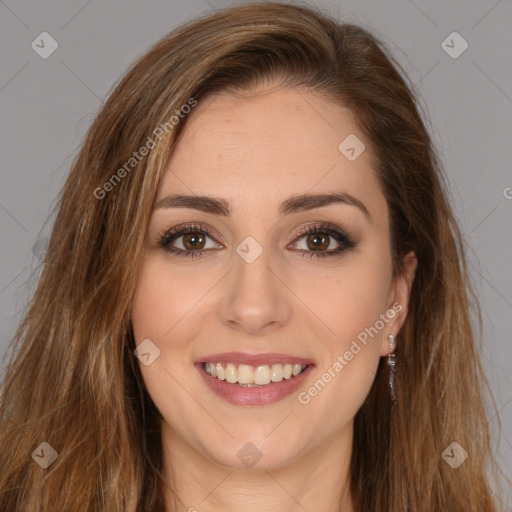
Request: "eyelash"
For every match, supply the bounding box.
[156,222,357,260]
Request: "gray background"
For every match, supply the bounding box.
[1,0,511,506]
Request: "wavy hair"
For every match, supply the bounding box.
[0,2,507,510]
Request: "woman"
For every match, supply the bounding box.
[0,2,507,511]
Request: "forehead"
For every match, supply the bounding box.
[158,86,385,217]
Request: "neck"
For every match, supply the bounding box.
[160,421,355,512]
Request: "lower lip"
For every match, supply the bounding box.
[195,363,314,406]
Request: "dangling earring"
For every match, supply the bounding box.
[387,334,398,406]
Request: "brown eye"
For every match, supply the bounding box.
[294,231,342,253]
[158,223,222,259]
[305,233,331,251]
[290,223,357,259]
[182,232,206,250]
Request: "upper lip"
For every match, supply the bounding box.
[196,352,315,367]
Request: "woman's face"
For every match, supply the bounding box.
[131,85,416,469]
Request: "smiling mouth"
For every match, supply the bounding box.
[202,362,309,387]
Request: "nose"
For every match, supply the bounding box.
[217,247,292,336]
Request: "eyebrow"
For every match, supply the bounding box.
[154,192,370,219]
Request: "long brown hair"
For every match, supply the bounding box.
[0,2,507,510]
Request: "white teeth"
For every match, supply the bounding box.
[292,363,303,376]
[216,362,225,380]
[254,365,271,385]
[225,363,237,384]
[237,364,254,384]
[204,362,308,385]
[270,364,284,382]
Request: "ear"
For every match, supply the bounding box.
[380,251,417,357]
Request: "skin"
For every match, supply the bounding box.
[131,83,417,512]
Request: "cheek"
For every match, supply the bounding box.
[290,252,392,344]
[130,258,203,429]
[131,257,203,344]
[291,254,392,419]
[130,258,192,378]
[334,238,393,342]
